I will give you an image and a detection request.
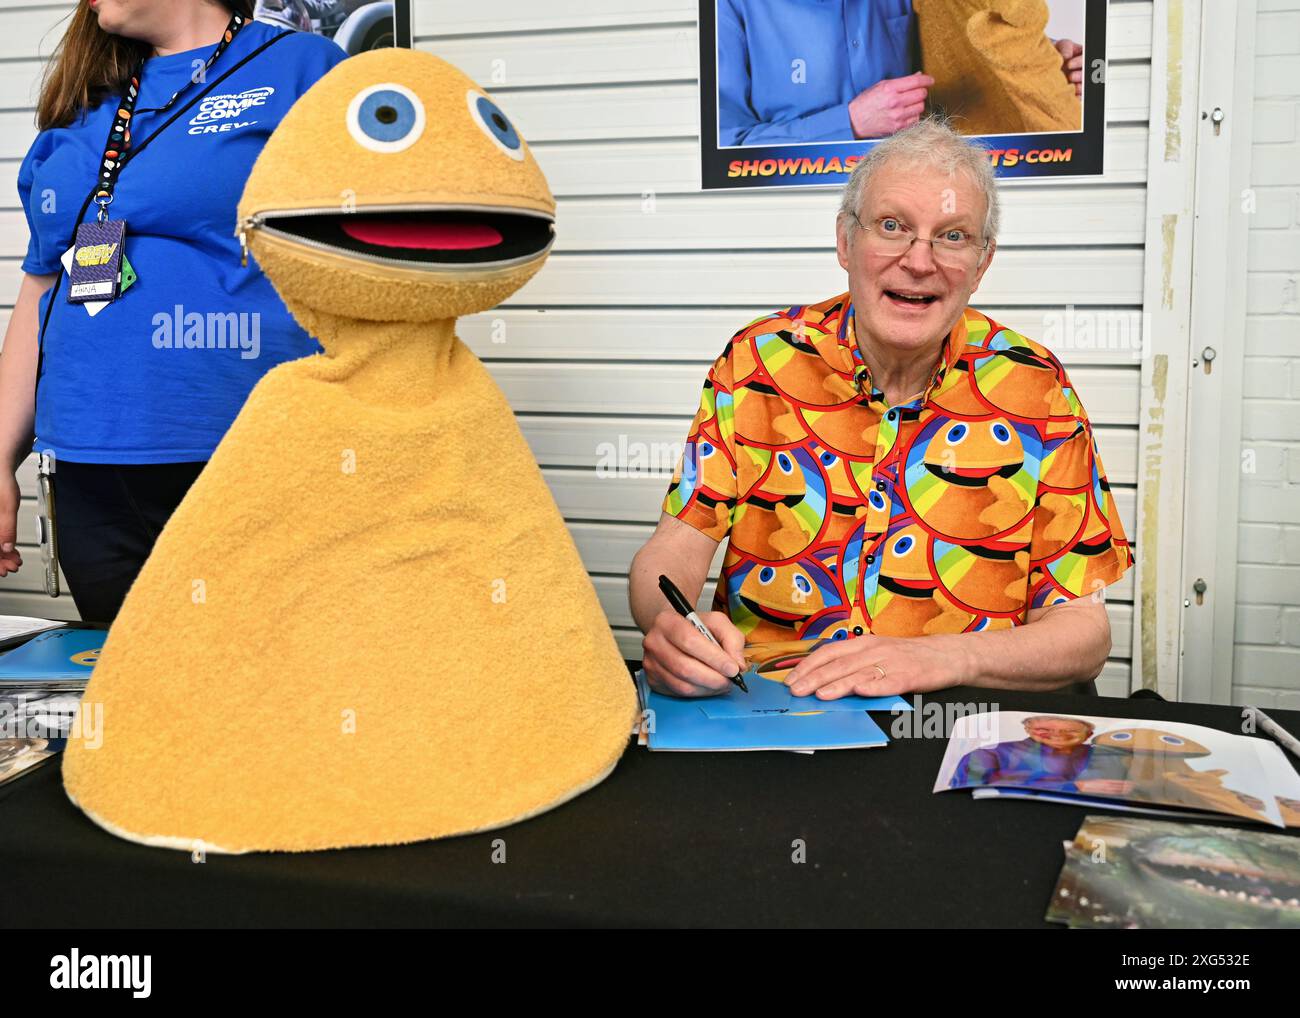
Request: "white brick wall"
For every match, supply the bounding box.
[1233,0,1300,707]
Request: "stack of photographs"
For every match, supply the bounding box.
[934,710,1300,828]
[0,624,102,788]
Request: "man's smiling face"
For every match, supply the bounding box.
[1025,719,1093,751]
[836,161,996,362]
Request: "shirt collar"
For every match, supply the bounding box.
[832,295,972,406]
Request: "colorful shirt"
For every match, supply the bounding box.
[662,293,1133,643]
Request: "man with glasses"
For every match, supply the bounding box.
[949,716,1133,795]
[630,117,1132,700]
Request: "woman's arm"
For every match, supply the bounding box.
[0,271,57,574]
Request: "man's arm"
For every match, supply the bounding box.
[629,512,747,696]
[784,590,1112,699]
[629,512,716,634]
[721,70,931,145]
[715,4,851,145]
[957,593,1111,689]
[950,746,1000,787]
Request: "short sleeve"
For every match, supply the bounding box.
[1027,367,1134,609]
[293,31,347,88]
[17,131,62,276]
[263,28,346,101]
[661,342,740,541]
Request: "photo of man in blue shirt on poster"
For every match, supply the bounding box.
[716,0,1084,145]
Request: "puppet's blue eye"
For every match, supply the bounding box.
[468,92,524,160]
[347,83,425,153]
[359,92,415,141]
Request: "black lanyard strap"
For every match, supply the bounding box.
[95,11,248,217]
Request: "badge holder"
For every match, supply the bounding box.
[67,196,127,305]
[35,452,59,598]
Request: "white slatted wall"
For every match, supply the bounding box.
[0,1,1154,697]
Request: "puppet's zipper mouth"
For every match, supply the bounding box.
[238,204,555,272]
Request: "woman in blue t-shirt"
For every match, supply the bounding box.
[0,0,344,622]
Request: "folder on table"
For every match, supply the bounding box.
[634,671,903,752]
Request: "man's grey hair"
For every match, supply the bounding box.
[837,116,1001,250]
[1023,716,1095,731]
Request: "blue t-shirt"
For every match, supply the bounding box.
[18,20,346,464]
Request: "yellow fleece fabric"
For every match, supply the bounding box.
[915,0,1080,136]
[62,49,638,853]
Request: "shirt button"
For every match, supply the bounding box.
[887,410,896,421]
[853,626,864,635]
[852,39,860,47]
[865,555,875,565]
[875,481,886,492]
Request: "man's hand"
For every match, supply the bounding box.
[642,608,747,698]
[849,72,933,139]
[0,471,23,578]
[785,633,969,699]
[1053,38,1084,97]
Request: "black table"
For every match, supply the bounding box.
[3,688,1298,928]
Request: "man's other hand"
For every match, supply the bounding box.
[849,72,933,139]
[1053,38,1084,97]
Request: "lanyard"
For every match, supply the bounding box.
[93,9,248,221]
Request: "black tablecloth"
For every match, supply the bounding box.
[3,687,1298,928]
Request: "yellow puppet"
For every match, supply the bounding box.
[1091,729,1272,825]
[914,0,1080,135]
[62,50,638,853]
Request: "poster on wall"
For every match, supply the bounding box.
[699,0,1107,190]
[254,0,412,52]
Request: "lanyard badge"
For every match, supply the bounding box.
[68,212,127,304]
[65,10,247,306]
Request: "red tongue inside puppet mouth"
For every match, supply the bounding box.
[339,219,504,250]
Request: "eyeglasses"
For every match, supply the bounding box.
[848,212,988,269]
